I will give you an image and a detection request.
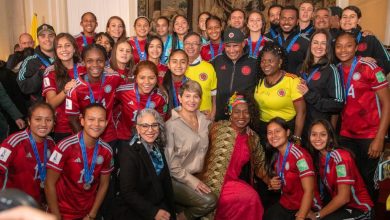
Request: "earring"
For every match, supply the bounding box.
[136,133,141,144]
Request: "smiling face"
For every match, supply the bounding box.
[28,107,54,142]
[269,6,282,26]
[314,9,330,30]
[81,106,107,140]
[280,9,298,33]
[340,9,360,31]
[38,31,55,53]
[299,2,314,23]
[56,37,75,62]
[260,51,282,76]
[173,16,189,36]
[309,123,328,152]
[116,42,132,66]
[136,113,159,144]
[96,35,112,53]
[147,38,163,60]
[225,42,245,62]
[156,18,169,37]
[135,18,150,38]
[179,90,201,112]
[335,34,357,64]
[107,18,124,40]
[80,13,97,35]
[247,12,263,33]
[230,10,245,29]
[230,102,250,132]
[198,13,210,31]
[266,122,290,149]
[84,48,105,81]
[206,19,222,42]
[311,33,327,62]
[136,67,157,94]
[168,51,188,77]
[184,35,201,60]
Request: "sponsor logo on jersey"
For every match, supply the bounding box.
[26,152,32,158]
[74,158,82,163]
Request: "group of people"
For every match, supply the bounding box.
[0,1,389,219]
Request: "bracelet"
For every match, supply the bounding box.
[87,214,95,219]
[63,89,67,95]
[292,135,302,141]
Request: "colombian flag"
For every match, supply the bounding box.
[30,13,38,47]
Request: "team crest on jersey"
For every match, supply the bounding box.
[104,85,112,93]
[199,73,208,81]
[241,66,252,75]
[97,155,104,165]
[352,72,361,81]
[277,89,286,97]
[149,101,156,109]
[285,162,290,171]
[357,42,367,52]
[220,65,227,70]
[291,43,300,52]
[0,147,11,162]
[312,72,321,81]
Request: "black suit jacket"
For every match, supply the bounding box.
[114,141,176,220]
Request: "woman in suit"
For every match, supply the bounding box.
[114,108,175,220]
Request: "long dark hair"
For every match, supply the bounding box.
[301,29,333,74]
[106,16,127,41]
[145,35,164,60]
[171,15,189,50]
[53,33,81,91]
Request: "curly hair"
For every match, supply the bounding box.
[258,42,288,75]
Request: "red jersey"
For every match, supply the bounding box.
[340,58,389,138]
[47,133,113,219]
[244,35,271,58]
[65,72,124,142]
[74,32,95,52]
[200,41,224,62]
[0,130,55,203]
[115,83,167,140]
[157,63,168,85]
[129,37,147,64]
[42,64,86,133]
[275,144,322,210]
[319,149,373,212]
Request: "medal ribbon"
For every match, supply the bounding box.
[276,142,291,186]
[171,76,188,108]
[302,67,319,83]
[135,37,147,61]
[210,41,223,60]
[35,53,51,67]
[161,35,171,63]
[339,57,358,103]
[84,73,106,104]
[277,34,300,53]
[82,34,88,47]
[135,84,153,110]
[248,35,263,58]
[320,151,332,198]
[28,131,48,183]
[79,132,99,184]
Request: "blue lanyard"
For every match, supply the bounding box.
[340,57,358,102]
[35,53,51,67]
[171,77,188,108]
[82,34,88,47]
[303,26,313,35]
[270,28,277,39]
[79,132,99,184]
[248,35,263,58]
[161,35,171,63]
[135,37,146,61]
[276,142,291,186]
[176,40,183,50]
[278,34,300,53]
[302,67,319,83]
[28,131,48,183]
[84,73,106,104]
[209,41,223,60]
[320,151,331,197]
[135,84,153,110]
[356,32,362,44]
[73,63,79,79]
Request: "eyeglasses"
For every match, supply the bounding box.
[137,123,159,130]
[184,42,201,47]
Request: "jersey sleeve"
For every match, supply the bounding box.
[100,144,114,174]
[296,153,315,178]
[47,144,67,172]
[368,66,389,91]
[42,70,57,96]
[291,76,304,101]
[210,66,218,94]
[334,152,355,185]
[65,87,80,115]
[0,141,18,188]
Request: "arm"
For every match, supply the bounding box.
[69,115,82,133]
[83,174,110,220]
[45,80,77,108]
[368,87,390,158]
[293,99,306,137]
[295,176,314,220]
[45,169,61,220]
[316,184,351,219]
[0,83,23,121]
[17,59,44,95]
[209,94,217,121]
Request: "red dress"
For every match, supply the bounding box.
[215,133,263,220]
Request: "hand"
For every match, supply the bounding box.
[195,181,212,194]
[361,57,377,63]
[15,118,25,129]
[0,206,56,220]
[306,211,316,220]
[155,209,170,220]
[362,30,373,37]
[297,81,309,95]
[268,176,281,190]
[368,136,384,158]
[63,79,77,94]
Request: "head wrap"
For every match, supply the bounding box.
[228,92,247,114]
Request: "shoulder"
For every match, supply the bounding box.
[74,33,82,38]
[116,83,134,92]
[284,73,301,83]
[57,134,79,152]
[299,33,310,42]
[331,149,353,164]
[2,130,29,148]
[291,144,310,160]
[98,139,113,155]
[358,58,379,70]
[43,65,56,77]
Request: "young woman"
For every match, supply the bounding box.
[307,119,373,220]
[46,104,113,220]
[115,60,167,142]
[201,92,267,220]
[42,33,84,142]
[114,109,175,220]
[340,5,390,73]
[74,12,97,51]
[165,80,217,220]
[162,49,189,117]
[129,16,150,64]
[106,16,127,43]
[245,10,272,59]
[66,44,124,144]
[200,16,224,62]
[172,15,190,50]
[298,29,344,144]
[335,32,390,200]
[264,117,321,220]
[254,43,306,146]
[146,36,168,84]
[0,102,55,205]
[95,32,114,59]
[109,38,135,83]
[155,16,172,65]
[197,12,211,45]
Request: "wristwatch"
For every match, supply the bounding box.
[315,212,321,219]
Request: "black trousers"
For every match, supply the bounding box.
[322,207,372,220]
